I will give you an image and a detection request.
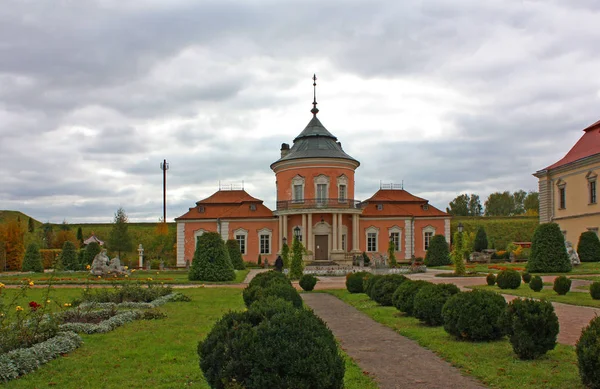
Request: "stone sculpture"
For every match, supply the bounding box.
[90,249,129,276]
[565,241,581,266]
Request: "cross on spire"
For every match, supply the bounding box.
[311,74,319,116]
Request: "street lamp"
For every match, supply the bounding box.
[294,226,301,240]
[457,222,464,233]
[282,236,287,246]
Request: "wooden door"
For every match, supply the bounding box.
[315,235,329,260]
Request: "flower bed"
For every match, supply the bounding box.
[59,310,142,334]
[77,292,190,310]
[302,265,426,276]
[0,331,82,382]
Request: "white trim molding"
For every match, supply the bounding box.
[422,225,436,251]
[365,226,379,253]
[388,225,402,252]
[233,228,248,255]
[257,227,273,255]
[291,174,305,203]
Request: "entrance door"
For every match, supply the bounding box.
[315,235,329,260]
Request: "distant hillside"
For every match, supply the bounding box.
[0,210,42,227]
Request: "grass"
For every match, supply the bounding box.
[1,287,377,389]
[469,284,600,309]
[430,261,600,275]
[325,289,583,389]
[0,269,249,285]
[572,275,600,282]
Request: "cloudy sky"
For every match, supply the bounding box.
[1,0,599,223]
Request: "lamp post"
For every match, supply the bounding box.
[282,236,287,246]
[457,222,464,234]
[294,226,301,241]
[160,159,169,223]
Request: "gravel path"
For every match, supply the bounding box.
[302,293,487,389]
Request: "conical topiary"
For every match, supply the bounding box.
[84,241,101,267]
[528,223,571,273]
[473,227,488,252]
[577,231,600,263]
[424,235,451,266]
[289,237,304,280]
[60,241,79,271]
[226,239,246,270]
[189,232,235,281]
[22,243,44,272]
[281,242,290,268]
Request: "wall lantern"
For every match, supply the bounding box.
[457,222,464,233]
[282,236,287,245]
[294,226,301,238]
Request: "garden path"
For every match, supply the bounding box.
[302,293,487,389]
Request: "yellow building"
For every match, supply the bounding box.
[534,119,600,243]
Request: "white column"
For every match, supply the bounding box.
[332,213,338,250]
[444,218,451,244]
[337,213,343,250]
[404,218,413,260]
[278,215,283,250]
[307,213,313,252]
[302,214,307,245]
[177,222,185,267]
[283,215,288,243]
[352,214,359,251]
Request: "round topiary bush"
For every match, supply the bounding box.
[577,231,600,263]
[424,235,451,266]
[243,282,302,309]
[500,298,559,360]
[21,243,43,273]
[413,283,461,326]
[225,239,246,270]
[299,274,318,291]
[553,276,572,295]
[189,232,235,281]
[442,289,507,341]
[345,272,369,293]
[529,276,544,292]
[199,297,345,389]
[370,275,408,306]
[522,272,532,284]
[496,269,522,289]
[486,273,496,286]
[590,282,600,300]
[576,316,600,389]
[364,275,383,299]
[392,280,430,316]
[528,222,571,273]
[248,270,291,289]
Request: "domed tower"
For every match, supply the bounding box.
[270,75,361,263]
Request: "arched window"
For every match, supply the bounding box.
[314,174,330,206]
[337,174,348,202]
[422,225,436,251]
[388,226,402,252]
[233,228,248,255]
[291,175,305,203]
[258,228,272,255]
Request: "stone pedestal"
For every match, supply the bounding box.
[331,250,350,265]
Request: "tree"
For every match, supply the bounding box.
[513,190,527,215]
[281,242,290,268]
[387,238,397,267]
[577,231,600,263]
[473,227,488,252]
[484,191,515,216]
[76,227,83,245]
[524,192,539,215]
[0,219,25,271]
[84,241,102,267]
[289,236,304,280]
[468,194,483,216]
[40,223,54,249]
[424,235,451,266]
[22,242,43,272]
[189,232,235,281]
[60,220,71,231]
[59,241,79,271]
[226,239,246,270]
[527,223,571,273]
[53,229,77,249]
[108,207,133,258]
[451,231,468,276]
[148,221,175,266]
[27,217,35,233]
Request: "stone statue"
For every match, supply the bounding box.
[90,250,110,275]
[565,241,581,266]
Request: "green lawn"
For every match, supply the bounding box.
[469,284,600,309]
[325,290,583,389]
[2,287,377,389]
[572,275,600,282]
[430,261,600,275]
[0,269,249,285]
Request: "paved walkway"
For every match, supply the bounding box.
[302,293,486,389]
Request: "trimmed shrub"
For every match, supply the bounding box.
[577,231,600,263]
[576,316,600,389]
[496,269,522,289]
[500,298,559,360]
[473,226,488,252]
[392,280,430,316]
[486,273,496,286]
[370,275,408,306]
[521,272,531,284]
[59,241,79,271]
[243,274,300,308]
[364,275,383,298]
[590,282,600,300]
[362,251,370,266]
[442,289,507,341]
[189,232,235,281]
[225,239,246,270]
[346,272,369,293]
[413,283,460,326]
[289,237,304,280]
[198,299,345,389]
[553,276,571,295]
[248,270,291,290]
[299,274,318,291]
[424,235,451,266]
[22,243,43,273]
[84,242,101,267]
[527,222,571,273]
[529,276,544,292]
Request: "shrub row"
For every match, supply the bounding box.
[76,284,173,304]
[242,271,302,308]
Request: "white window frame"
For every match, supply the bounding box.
[292,175,305,203]
[337,174,348,202]
[258,228,272,255]
[557,179,566,210]
[194,229,206,249]
[388,226,402,252]
[365,226,379,253]
[587,172,598,205]
[314,174,330,205]
[233,228,248,255]
[423,225,436,251]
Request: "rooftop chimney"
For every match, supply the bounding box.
[280,143,290,158]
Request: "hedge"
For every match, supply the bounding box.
[451,217,537,250]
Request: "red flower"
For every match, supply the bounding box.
[28,301,41,311]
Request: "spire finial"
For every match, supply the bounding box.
[311,74,319,116]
